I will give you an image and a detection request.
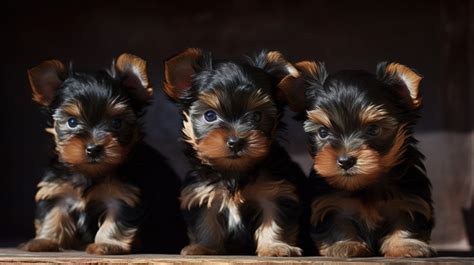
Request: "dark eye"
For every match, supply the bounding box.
[318,127,329,138]
[366,124,381,136]
[251,111,262,122]
[204,110,217,122]
[67,117,79,128]
[111,118,122,129]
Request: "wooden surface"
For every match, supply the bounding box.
[0,249,473,265]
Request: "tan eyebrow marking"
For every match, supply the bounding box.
[198,91,222,112]
[307,108,332,128]
[61,101,83,117]
[246,89,273,110]
[359,104,388,125]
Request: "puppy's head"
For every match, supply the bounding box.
[163,48,298,172]
[28,54,153,175]
[282,61,422,191]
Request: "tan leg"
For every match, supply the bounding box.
[86,202,137,255]
[20,206,77,252]
[254,199,302,257]
[381,229,433,257]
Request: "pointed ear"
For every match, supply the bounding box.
[115,53,153,103]
[28,60,66,106]
[163,48,203,101]
[277,61,327,112]
[376,62,422,109]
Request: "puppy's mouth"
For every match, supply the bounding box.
[86,158,101,164]
[227,150,244,159]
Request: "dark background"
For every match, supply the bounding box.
[1,0,473,252]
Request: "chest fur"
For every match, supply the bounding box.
[310,192,432,230]
[180,175,298,230]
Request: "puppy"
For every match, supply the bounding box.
[281,61,434,257]
[20,54,153,254]
[163,48,306,256]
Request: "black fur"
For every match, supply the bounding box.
[21,55,185,254]
[164,49,306,256]
[298,62,434,257]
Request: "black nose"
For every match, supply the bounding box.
[227,137,245,152]
[337,156,356,170]
[85,144,103,158]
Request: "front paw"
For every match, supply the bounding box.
[181,244,219,255]
[86,243,129,255]
[18,238,60,252]
[320,240,372,257]
[383,240,433,257]
[257,243,302,257]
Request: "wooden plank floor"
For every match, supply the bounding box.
[0,248,473,264]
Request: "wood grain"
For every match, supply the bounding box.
[0,248,473,265]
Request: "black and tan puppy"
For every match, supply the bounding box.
[282,61,434,257]
[163,48,306,256]
[20,54,154,255]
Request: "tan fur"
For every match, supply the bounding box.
[180,181,229,254]
[182,111,198,150]
[115,53,153,99]
[35,206,77,248]
[35,181,82,202]
[195,128,270,170]
[181,244,219,255]
[164,48,202,100]
[61,101,83,118]
[55,130,135,176]
[295,61,322,78]
[198,91,222,112]
[28,60,65,106]
[380,230,432,257]
[91,213,136,254]
[313,126,409,191]
[85,178,139,254]
[85,178,140,208]
[384,63,422,108]
[19,238,60,252]
[306,108,332,129]
[359,104,388,125]
[311,193,382,230]
[59,136,86,165]
[106,99,131,117]
[30,177,139,253]
[379,125,408,169]
[180,176,300,256]
[311,192,432,231]
[247,89,274,111]
[319,240,372,257]
[245,178,301,257]
[180,181,231,211]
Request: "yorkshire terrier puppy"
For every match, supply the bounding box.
[163,48,306,256]
[20,54,154,255]
[281,61,434,257]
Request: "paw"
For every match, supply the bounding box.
[320,241,372,257]
[86,243,129,255]
[383,240,433,257]
[18,238,60,252]
[257,243,302,257]
[180,244,219,255]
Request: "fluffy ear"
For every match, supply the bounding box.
[163,48,203,101]
[376,62,422,109]
[114,53,153,103]
[28,60,66,106]
[277,61,327,112]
